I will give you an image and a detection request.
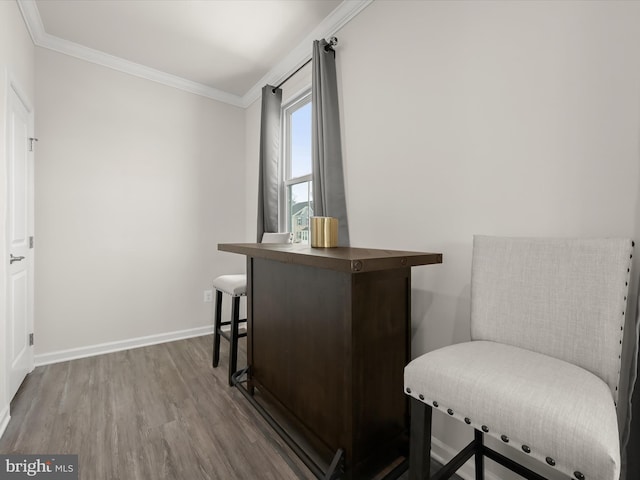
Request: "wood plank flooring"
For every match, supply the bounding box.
[0,335,446,479]
[0,336,317,479]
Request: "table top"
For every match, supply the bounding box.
[218,243,442,273]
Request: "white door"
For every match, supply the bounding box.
[6,83,34,401]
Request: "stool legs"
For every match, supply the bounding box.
[409,397,432,480]
[475,430,484,480]
[212,290,223,368]
[409,399,488,480]
[211,288,244,386]
[228,295,240,386]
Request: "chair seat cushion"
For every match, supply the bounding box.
[212,274,247,296]
[404,340,620,480]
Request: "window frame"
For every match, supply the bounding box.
[279,89,312,239]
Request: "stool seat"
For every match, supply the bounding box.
[212,232,293,386]
[212,274,247,297]
[405,340,619,480]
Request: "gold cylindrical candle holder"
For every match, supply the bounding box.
[310,216,339,248]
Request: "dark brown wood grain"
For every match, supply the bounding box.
[219,243,442,274]
[231,244,443,478]
[251,258,351,454]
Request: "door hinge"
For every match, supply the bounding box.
[29,236,34,249]
[29,333,34,346]
[28,137,38,152]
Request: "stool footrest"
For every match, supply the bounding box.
[218,330,248,342]
[220,319,247,327]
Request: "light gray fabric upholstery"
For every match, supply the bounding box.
[472,236,632,401]
[405,341,620,480]
[212,274,246,297]
[213,233,291,296]
[405,236,634,480]
[261,232,293,244]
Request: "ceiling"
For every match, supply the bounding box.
[19,0,371,107]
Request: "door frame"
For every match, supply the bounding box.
[4,71,35,406]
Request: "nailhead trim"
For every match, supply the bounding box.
[616,244,633,406]
[406,388,411,394]
[418,399,578,478]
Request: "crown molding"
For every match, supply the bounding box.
[16,0,245,106]
[16,0,44,44]
[16,0,373,109]
[240,0,374,108]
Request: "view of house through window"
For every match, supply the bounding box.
[283,92,312,243]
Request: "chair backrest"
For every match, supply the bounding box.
[471,235,632,400]
[261,232,293,244]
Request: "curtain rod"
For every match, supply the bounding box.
[272,37,338,93]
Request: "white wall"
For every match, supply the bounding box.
[0,0,35,435]
[245,1,640,478]
[245,98,261,239]
[338,1,640,478]
[34,48,246,359]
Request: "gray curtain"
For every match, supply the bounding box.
[312,39,350,247]
[257,85,282,242]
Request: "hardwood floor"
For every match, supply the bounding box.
[0,335,447,479]
[0,336,316,480]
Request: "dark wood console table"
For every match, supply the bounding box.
[218,243,442,479]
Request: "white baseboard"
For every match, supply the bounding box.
[0,404,10,440]
[431,436,501,480]
[34,325,214,367]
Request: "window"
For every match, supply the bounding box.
[281,92,313,244]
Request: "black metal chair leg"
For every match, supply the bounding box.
[228,296,241,386]
[475,430,484,480]
[212,290,223,368]
[409,398,432,480]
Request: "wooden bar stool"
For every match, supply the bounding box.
[212,274,247,386]
[212,232,292,386]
